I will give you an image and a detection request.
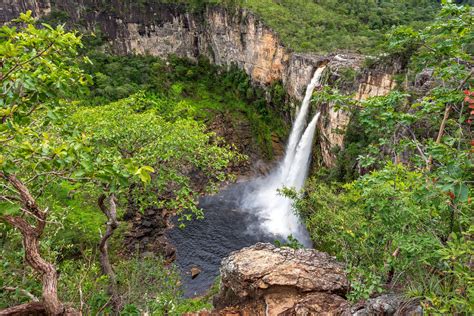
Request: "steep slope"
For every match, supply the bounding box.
[1,0,404,167]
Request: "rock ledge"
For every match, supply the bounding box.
[213,243,350,315]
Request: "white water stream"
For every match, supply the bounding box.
[244,66,326,246]
[169,66,327,296]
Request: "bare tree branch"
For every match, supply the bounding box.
[2,286,39,302]
[98,193,121,314]
[0,173,73,315]
[0,301,45,316]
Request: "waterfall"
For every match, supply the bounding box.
[280,66,326,181]
[285,112,320,190]
[244,67,325,247]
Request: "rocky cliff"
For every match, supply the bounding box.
[1,0,328,98]
[1,0,398,166]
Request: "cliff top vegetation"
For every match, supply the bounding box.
[171,0,472,53]
[46,0,472,53]
[231,0,439,53]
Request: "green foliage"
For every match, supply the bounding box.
[274,234,304,249]
[161,0,439,53]
[82,54,288,159]
[0,13,242,314]
[0,201,103,309]
[291,164,472,306]
[346,266,383,302]
[0,12,92,219]
[58,252,205,315]
[0,15,95,286]
[217,0,439,53]
[423,228,474,313]
[0,11,90,120]
[0,225,41,308]
[2,2,472,314]
[45,184,104,249]
[70,93,242,222]
[291,3,474,311]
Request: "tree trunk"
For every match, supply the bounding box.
[98,193,121,314]
[0,302,46,316]
[427,70,473,169]
[0,173,73,315]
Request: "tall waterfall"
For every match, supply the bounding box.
[280,66,326,181]
[244,67,326,247]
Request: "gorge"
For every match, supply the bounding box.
[1,1,472,315]
[170,66,326,297]
[0,0,400,169]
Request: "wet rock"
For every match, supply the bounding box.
[271,134,285,158]
[122,207,175,260]
[366,294,401,315]
[415,69,434,88]
[145,209,157,216]
[213,243,350,315]
[191,267,202,279]
[141,220,153,228]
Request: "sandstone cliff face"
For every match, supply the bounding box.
[1,0,398,167]
[318,59,400,167]
[0,0,314,97]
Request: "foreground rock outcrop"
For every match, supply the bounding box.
[182,244,423,316]
[213,243,350,315]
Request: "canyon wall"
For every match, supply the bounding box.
[1,0,398,166]
[1,0,323,99]
[0,0,50,21]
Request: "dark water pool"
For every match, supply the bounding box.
[167,183,280,297]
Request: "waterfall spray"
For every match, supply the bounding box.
[244,67,326,247]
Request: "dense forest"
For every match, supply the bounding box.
[173,0,473,52]
[1,0,473,315]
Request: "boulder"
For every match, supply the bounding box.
[213,243,350,315]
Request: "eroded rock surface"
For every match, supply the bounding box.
[213,243,350,315]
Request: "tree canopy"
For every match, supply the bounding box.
[288,3,473,313]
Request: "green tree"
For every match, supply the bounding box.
[0,12,90,315]
[292,2,473,312]
[1,13,241,315]
[66,93,241,313]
